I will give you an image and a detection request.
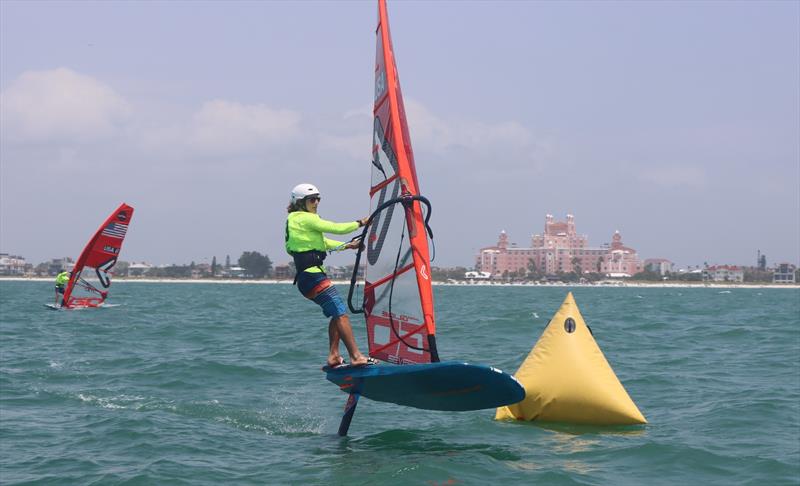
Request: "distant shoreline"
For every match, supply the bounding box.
[1,276,797,289]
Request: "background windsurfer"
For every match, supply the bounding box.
[285,183,373,368]
[54,270,70,307]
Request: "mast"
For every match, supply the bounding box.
[376,0,438,360]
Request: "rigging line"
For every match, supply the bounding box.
[78,277,102,295]
[347,194,434,314]
[421,203,436,263]
[371,155,388,181]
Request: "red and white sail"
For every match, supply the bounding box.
[362,0,438,364]
[62,203,134,308]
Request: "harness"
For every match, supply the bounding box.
[289,250,334,299]
[286,217,329,285]
[290,250,327,280]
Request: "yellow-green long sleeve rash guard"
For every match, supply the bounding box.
[55,272,70,286]
[285,212,359,274]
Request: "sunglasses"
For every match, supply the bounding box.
[306,196,321,203]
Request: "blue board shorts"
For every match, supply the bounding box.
[296,271,347,318]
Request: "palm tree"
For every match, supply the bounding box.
[527,258,538,280]
[571,256,582,276]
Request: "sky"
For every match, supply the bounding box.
[1,0,798,269]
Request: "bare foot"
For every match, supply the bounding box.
[350,354,371,366]
[327,355,345,367]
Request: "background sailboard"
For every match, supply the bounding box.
[60,203,134,309]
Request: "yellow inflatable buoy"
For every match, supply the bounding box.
[496,292,646,425]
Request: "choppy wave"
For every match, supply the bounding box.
[1,281,798,485]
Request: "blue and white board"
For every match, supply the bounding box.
[43,303,120,311]
[323,361,525,411]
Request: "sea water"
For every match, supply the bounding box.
[1,281,798,485]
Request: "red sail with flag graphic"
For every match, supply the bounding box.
[62,203,134,308]
[362,0,438,364]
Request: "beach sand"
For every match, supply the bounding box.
[1,276,797,289]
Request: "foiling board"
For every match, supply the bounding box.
[43,303,120,310]
[323,361,525,411]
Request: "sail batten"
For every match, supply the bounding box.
[364,263,415,292]
[370,174,399,196]
[369,322,428,356]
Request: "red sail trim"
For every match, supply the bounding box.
[68,296,105,308]
[370,174,399,197]
[369,322,427,355]
[363,263,414,293]
[376,0,437,338]
[374,84,390,111]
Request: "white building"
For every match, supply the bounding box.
[465,271,491,280]
[703,265,744,283]
[228,266,247,278]
[644,258,674,275]
[128,262,153,277]
[773,263,796,284]
[0,253,27,275]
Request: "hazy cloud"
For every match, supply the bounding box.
[2,0,797,271]
[406,99,534,156]
[638,165,707,188]
[318,133,367,160]
[322,99,548,173]
[342,105,372,120]
[187,100,302,156]
[0,68,131,144]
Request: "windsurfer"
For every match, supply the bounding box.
[285,183,372,368]
[54,269,70,307]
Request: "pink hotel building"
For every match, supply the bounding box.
[476,214,644,278]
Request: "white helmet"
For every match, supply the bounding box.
[291,183,320,204]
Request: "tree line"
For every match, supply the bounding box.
[125,251,274,279]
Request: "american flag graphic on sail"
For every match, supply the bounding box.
[101,222,128,239]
